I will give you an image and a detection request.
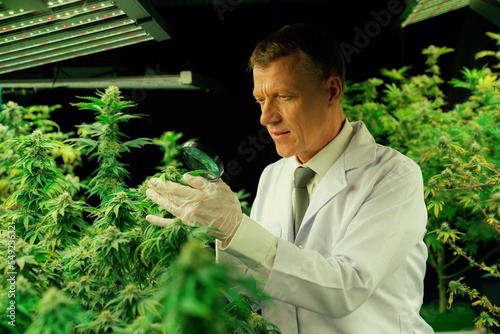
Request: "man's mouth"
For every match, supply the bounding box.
[270,131,290,139]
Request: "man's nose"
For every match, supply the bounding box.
[260,101,278,126]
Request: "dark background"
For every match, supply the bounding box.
[2,0,499,305]
[4,0,497,197]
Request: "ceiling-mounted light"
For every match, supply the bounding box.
[0,0,50,14]
[0,6,125,46]
[0,71,206,90]
[0,28,152,75]
[0,0,171,75]
[0,1,115,35]
[401,0,469,27]
[113,0,171,41]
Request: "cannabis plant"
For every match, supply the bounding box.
[0,102,80,206]
[343,31,500,332]
[0,86,279,333]
[66,86,152,201]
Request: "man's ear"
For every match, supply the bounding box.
[328,75,342,101]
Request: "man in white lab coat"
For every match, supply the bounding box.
[146,23,434,333]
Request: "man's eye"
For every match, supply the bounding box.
[255,99,264,105]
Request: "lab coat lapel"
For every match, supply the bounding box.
[298,158,347,235]
[297,122,377,238]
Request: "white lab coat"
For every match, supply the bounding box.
[248,121,433,333]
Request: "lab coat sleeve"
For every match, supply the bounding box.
[263,158,428,318]
[215,215,278,283]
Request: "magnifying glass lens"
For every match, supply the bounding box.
[179,142,224,181]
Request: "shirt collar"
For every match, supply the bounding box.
[295,119,354,180]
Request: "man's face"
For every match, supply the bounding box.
[252,51,342,163]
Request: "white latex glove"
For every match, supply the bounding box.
[145,174,243,243]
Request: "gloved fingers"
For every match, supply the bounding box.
[146,188,189,220]
[145,214,175,227]
[183,173,232,196]
[149,177,199,200]
[183,173,213,189]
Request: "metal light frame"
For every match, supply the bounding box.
[0,0,198,91]
[401,0,469,27]
[0,70,205,90]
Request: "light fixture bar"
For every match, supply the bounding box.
[0,0,170,75]
[0,28,147,68]
[114,0,171,41]
[0,71,202,90]
[413,0,468,18]
[0,7,34,22]
[0,7,126,46]
[0,18,138,59]
[0,1,114,33]
[46,0,84,10]
[1,1,49,21]
[0,33,153,74]
[137,10,171,41]
[401,0,468,27]
[112,0,151,20]
[0,1,85,22]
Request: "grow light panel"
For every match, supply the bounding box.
[0,71,206,90]
[0,0,170,75]
[401,0,469,27]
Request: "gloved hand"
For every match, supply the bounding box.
[145,173,243,243]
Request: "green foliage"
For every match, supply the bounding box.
[153,130,186,170]
[66,86,152,201]
[1,130,71,242]
[0,86,277,333]
[152,240,280,334]
[0,102,82,204]
[343,32,500,332]
[24,287,93,334]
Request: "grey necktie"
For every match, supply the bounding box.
[294,166,316,235]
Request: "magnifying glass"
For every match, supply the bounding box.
[179,141,224,181]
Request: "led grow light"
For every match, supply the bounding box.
[0,1,115,35]
[0,0,171,75]
[401,0,469,27]
[0,30,152,75]
[0,71,205,90]
[0,7,127,45]
[0,18,139,60]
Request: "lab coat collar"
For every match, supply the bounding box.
[343,121,377,171]
[296,121,377,239]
